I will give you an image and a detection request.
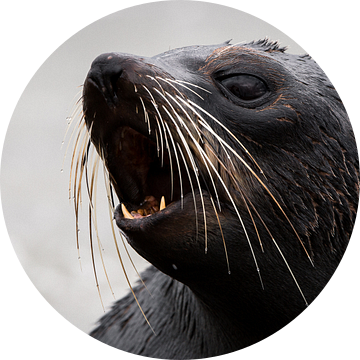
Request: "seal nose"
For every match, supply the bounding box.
[86,53,125,108]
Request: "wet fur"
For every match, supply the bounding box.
[71,40,359,358]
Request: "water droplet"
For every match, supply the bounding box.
[60,169,63,173]
[172,264,177,270]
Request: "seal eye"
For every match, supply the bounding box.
[219,74,267,101]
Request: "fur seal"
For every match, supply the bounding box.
[72,39,359,358]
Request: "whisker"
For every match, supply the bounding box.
[69,119,86,199]
[143,85,166,167]
[145,75,165,94]
[139,96,151,134]
[63,89,84,138]
[118,231,152,296]
[163,127,174,201]
[88,205,105,312]
[164,122,184,208]
[239,191,264,253]
[176,142,199,241]
[61,100,83,164]
[209,196,230,274]
[109,203,156,334]
[155,128,160,158]
[163,78,205,100]
[73,131,91,263]
[155,76,186,99]
[246,195,308,306]
[171,79,212,94]
[88,154,116,299]
[154,115,165,167]
[195,162,217,254]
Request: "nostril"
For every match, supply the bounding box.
[86,54,124,108]
[107,67,124,100]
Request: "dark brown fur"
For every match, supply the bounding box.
[74,40,359,358]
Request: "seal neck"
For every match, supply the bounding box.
[144,266,298,353]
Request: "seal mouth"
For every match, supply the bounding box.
[108,124,196,231]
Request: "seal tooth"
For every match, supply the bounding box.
[121,203,134,219]
[160,196,166,211]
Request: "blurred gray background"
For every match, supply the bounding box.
[1,1,356,353]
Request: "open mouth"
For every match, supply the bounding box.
[108,124,196,228]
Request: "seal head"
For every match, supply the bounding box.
[80,40,359,357]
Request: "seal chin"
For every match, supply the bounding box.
[113,190,211,277]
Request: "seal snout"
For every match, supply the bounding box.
[86,52,153,111]
[86,53,126,108]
